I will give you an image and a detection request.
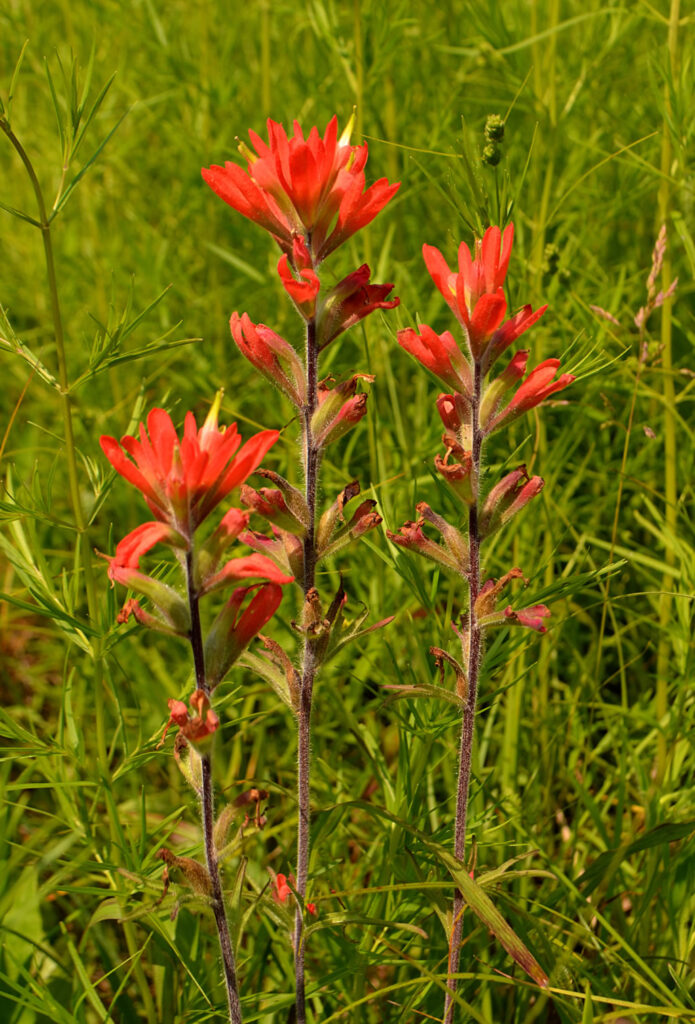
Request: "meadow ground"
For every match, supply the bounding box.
[0,1,693,1021]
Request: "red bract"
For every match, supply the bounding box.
[423,226,547,361]
[278,254,321,318]
[101,395,279,537]
[480,467,544,536]
[205,583,285,687]
[504,604,551,632]
[199,553,294,597]
[160,689,220,747]
[202,115,399,263]
[398,325,473,394]
[273,873,317,916]
[230,312,306,408]
[107,521,185,585]
[319,264,399,349]
[487,359,575,431]
[278,237,320,318]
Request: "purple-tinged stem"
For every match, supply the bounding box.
[443,360,484,1024]
[295,314,319,1024]
[186,552,243,1024]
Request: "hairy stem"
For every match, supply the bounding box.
[443,361,483,1024]
[186,552,243,1024]
[295,315,319,1024]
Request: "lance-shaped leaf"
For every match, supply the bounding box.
[436,845,549,988]
[348,800,549,989]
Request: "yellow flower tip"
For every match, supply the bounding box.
[237,138,257,164]
[203,390,224,435]
[339,107,356,148]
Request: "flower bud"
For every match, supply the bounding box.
[311,375,373,448]
[241,484,308,536]
[487,359,575,431]
[479,350,529,428]
[317,263,399,349]
[255,469,310,530]
[398,325,473,394]
[436,392,470,434]
[474,568,525,623]
[319,498,382,560]
[387,517,463,575]
[434,443,476,505]
[230,312,306,407]
[316,480,362,551]
[417,502,469,570]
[205,582,284,687]
[479,466,544,536]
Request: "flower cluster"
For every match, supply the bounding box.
[101,394,294,715]
[204,116,399,593]
[390,223,573,1020]
[391,223,574,632]
[202,114,399,263]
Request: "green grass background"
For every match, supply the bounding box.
[0,0,693,1021]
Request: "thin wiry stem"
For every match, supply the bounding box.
[443,360,483,1024]
[655,0,680,784]
[0,119,98,625]
[186,552,243,1024]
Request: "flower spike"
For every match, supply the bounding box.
[202,115,399,263]
[101,398,279,537]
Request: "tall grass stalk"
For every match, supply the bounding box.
[655,0,680,784]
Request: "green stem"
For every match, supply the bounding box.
[260,0,271,116]
[0,119,98,625]
[1,120,156,1019]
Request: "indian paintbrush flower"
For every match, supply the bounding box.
[204,112,400,1024]
[392,222,567,1021]
[422,227,547,364]
[398,324,473,394]
[202,115,400,263]
[100,396,279,538]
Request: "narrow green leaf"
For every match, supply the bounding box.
[7,40,29,117]
[204,242,266,283]
[43,58,66,156]
[0,199,40,226]
[436,846,549,988]
[51,108,128,217]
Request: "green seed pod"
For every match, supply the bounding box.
[482,142,501,167]
[484,114,505,142]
